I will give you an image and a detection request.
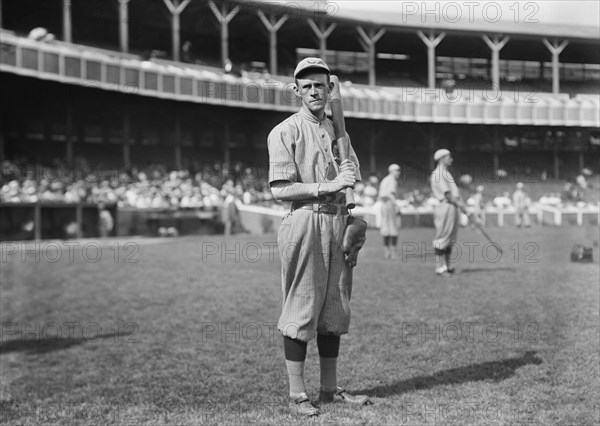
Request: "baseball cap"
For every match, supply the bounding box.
[388,164,400,173]
[433,149,451,161]
[294,57,331,78]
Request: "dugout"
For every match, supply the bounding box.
[0,202,117,241]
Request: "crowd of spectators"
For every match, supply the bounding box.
[0,159,275,210]
[1,158,596,212]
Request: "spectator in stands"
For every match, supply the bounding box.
[98,204,114,237]
[513,182,531,228]
[562,181,583,204]
[493,192,512,209]
[182,41,194,63]
[28,27,55,42]
[576,173,588,190]
[361,175,379,207]
[221,190,239,236]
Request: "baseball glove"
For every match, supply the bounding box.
[342,216,368,268]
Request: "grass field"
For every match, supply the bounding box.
[1,225,599,425]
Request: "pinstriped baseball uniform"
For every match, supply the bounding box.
[268,105,361,342]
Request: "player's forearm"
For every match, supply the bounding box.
[270,181,343,201]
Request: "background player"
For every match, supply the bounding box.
[431,149,469,277]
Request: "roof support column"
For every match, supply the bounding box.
[543,39,568,94]
[369,128,385,174]
[174,114,182,170]
[307,19,336,59]
[223,121,231,174]
[209,1,239,69]
[482,35,509,89]
[118,0,130,53]
[428,127,436,171]
[257,11,288,75]
[357,26,385,87]
[163,0,192,62]
[493,126,500,176]
[553,133,560,179]
[66,102,73,164]
[417,31,445,89]
[122,110,130,166]
[0,111,3,166]
[62,0,72,43]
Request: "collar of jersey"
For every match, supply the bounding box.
[299,105,326,124]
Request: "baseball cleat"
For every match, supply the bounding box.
[289,394,319,416]
[318,387,372,406]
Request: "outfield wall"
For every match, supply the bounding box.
[1,202,597,241]
[236,203,600,235]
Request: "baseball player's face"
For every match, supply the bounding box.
[441,154,453,166]
[294,72,333,115]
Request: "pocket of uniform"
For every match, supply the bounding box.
[281,210,295,222]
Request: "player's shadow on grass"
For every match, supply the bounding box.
[356,351,542,397]
[0,331,133,355]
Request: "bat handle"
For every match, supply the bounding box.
[336,137,356,210]
[345,188,356,210]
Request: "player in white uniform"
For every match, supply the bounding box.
[431,149,468,276]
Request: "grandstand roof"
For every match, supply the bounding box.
[333,8,600,41]
[239,0,328,14]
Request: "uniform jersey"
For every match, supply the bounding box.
[431,165,459,201]
[267,105,361,342]
[268,106,361,205]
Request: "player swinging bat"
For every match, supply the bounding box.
[330,75,368,267]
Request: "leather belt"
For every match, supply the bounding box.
[292,202,349,216]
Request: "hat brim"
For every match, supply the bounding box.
[294,65,331,79]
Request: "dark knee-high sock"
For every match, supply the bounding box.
[445,246,452,268]
[283,336,307,398]
[317,334,340,392]
[435,248,446,271]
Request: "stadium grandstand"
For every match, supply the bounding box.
[1,0,599,239]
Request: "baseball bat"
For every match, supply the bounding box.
[329,75,356,210]
[471,219,503,254]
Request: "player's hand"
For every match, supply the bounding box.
[332,169,355,191]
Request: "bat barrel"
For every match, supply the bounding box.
[330,75,356,211]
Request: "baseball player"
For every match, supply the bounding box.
[267,57,370,416]
[378,164,401,259]
[430,149,468,277]
[512,182,531,228]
